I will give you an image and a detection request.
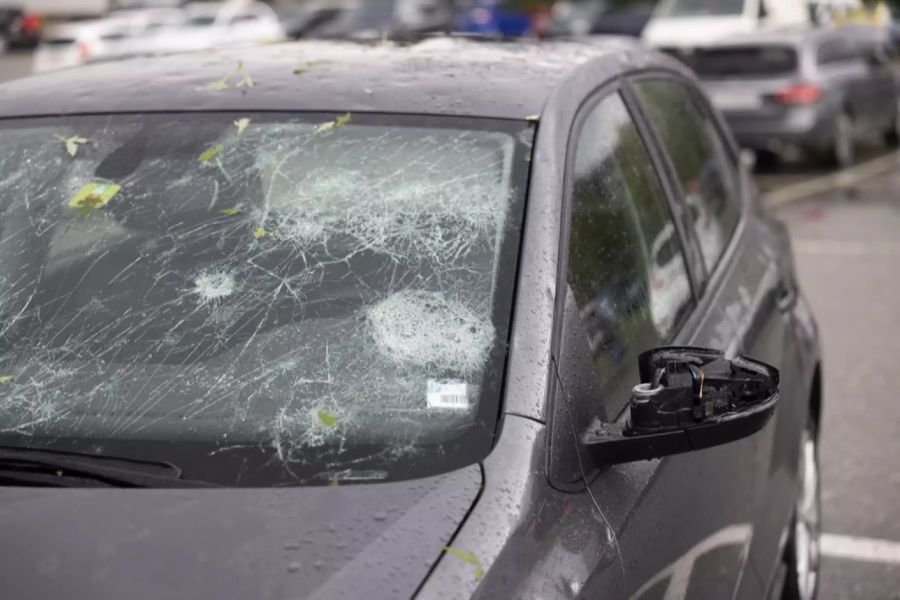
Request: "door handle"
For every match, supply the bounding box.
[776,280,797,312]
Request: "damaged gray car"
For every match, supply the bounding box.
[0,38,821,600]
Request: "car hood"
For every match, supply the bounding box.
[0,464,482,600]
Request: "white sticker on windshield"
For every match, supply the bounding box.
[426,379,470,410]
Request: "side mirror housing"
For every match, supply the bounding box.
[581,347,779,468]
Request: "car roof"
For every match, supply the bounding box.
[699,27,818,48]
[700,24,887,50]
[0,37,658,121]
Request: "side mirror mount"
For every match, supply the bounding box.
[581,347,779,468]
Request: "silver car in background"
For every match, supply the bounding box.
[694,25,900,167]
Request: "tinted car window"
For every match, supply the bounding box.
[230,14,260,25]
[566,93,694,419]
[659,0,745,17]
[0,112,532,486]
[817,38,857,65]
[635,79,740,276]
[693,45,798,78]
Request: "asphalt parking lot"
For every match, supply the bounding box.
[769,154,900,600]
[1,51,899,598]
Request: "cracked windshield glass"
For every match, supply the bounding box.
[0,113,531,486]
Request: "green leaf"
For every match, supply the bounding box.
[197,61,253,92]
[0,375,14,384]
[293,60,326,75]
[55,134,89,157]
[197,79,230,92]
[317,410,337,428]
[314,113,352,135]
[220,207,241,216]
[234,118,250,136]
[198,144,224,162]
[253,226,268,239]
[443,547,484,582]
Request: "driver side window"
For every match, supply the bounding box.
[565,92,694,419]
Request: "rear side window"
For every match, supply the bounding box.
[634,79,741,277]
[817,38,857,65]
[566,93,694,419]
[692,46,798,78]
[230,13,260,25]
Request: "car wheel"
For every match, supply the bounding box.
[754,149,780,171]
[782,419,821,600]
[884,99,900,148]
[828,112,855,169]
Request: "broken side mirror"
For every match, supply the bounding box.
[581,347,779,468]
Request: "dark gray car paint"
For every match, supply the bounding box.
[0,465,481,600]
[0,38,820,599]
[421,44,819,599]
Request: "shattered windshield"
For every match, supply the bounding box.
[0,112,531,486]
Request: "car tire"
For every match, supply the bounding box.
[827,112,855,169]
[782,418,821,600]
[754,149,780,171]
[883,99,900,148]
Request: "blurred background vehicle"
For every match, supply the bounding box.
[456,0,534,36]
[696,24,900,167]
[643,0,810,52]
[0,0,110,19]
[32,1,286,72]
[32,17,124,72]
[544,0,654,37]
[282,0,452,40]
[0,7,42,52]
[140,1,284,54]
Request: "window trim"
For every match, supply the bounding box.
[552,80,699,421]
[624,70,749,302]
[620,80,705,297]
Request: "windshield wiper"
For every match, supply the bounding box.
[0,446,216,488]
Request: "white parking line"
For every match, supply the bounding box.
[763,151,900,208]
[792,239,900,256]
[821,533,900,565]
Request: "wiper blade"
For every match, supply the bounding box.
[0,446,216,488]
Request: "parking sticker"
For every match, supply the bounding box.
[426,379,470,410]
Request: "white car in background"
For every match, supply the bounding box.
[33,2,284,73]
[33,19,121,73]
[142,1,285,55]
[642,0,809,51]
[33,8,182,72]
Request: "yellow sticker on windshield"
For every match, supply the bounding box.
[68,182,121,211]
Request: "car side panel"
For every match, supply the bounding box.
[573,80,766,599]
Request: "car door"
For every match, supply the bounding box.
[859,37,897,131]
[632,75,803,596]
[551,83,770,599]
[815,35,871,129]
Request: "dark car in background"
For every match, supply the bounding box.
[695,25,900,167]
[282,0,452,40]
[0,37,820,599]
[0,7,42,52]
[546,0,654,38]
